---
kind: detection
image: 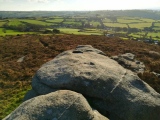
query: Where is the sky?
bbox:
[0,0,160,11]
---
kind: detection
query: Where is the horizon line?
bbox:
[0,9,160,12]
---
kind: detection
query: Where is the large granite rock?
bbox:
[4,90,108,120]
[27,45,160,120]
[23,89,38,101]
[6,45,160,120]
[111,53,145,73]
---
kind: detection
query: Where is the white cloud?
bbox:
[0,0,13,2]
[0,0,160,11]
[28,0,50,3]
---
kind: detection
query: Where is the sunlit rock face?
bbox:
[4,90,109,120]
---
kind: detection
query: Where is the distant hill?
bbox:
[94,10,160,20]
[0,10,160,19]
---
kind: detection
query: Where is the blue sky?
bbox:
[0,0,160,11]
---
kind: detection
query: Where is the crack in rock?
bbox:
[110,70,127,93]
[57,96,80,120]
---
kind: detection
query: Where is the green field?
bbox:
[118,17,156,23]
[117,18,143,23]
[128,23,152,29]
[153,27,160,30]
[102,18,112,23]
[104,23,127,27]
[154,22,160,27]
[147,32,160,39]
[81,19,88,22]
[129,32,160,40]
[49,16,63,19]
[0,28,35,36]
[129,33,144,38]
[0,21,6,27]
[8,19,24,26]
[20,19,52,26]
[65,19,75,22]
[63,21,82,26]
[0,16,160,38]
[90,21,101,27]
[102,17,156,29]
[46,18,63,23]
[59,28,102,35]
[140,18,156,22]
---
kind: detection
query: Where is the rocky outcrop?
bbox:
[111,53,145,73]
[149,51,160,58]
[4,90,108,120]
[4,45,160,120]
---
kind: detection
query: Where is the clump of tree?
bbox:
[53,29,60,34]
[43,29,53,34]
[43,29,60,34]
[2,20,50,32]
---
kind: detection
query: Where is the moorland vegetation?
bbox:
[0,34,160,119]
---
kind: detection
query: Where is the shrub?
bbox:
[53,29,60,34]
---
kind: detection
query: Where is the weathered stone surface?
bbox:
[72,45,106,56]
[120,53,135,61]
[31,75,58,95]
[29,45,160,120]
[88,77,160,120]
[35,46,126,98]
[111,53,145,73]
[3,90,108,120]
